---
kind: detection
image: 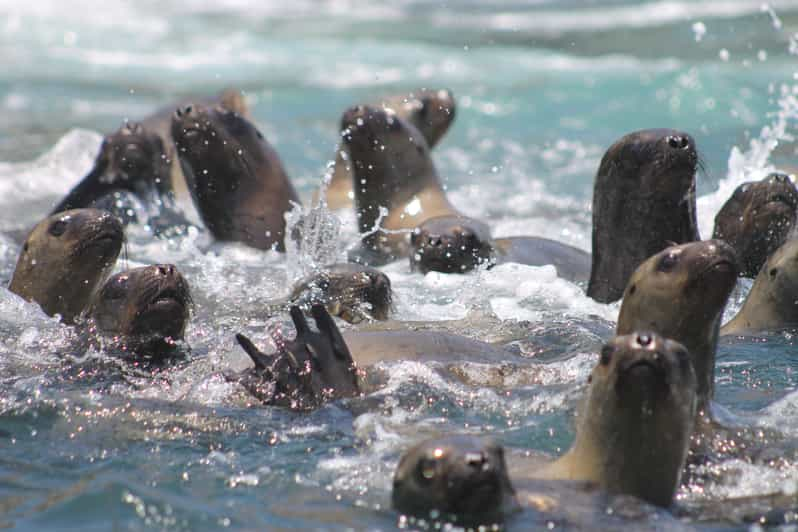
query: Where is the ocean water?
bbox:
[1,0,798,530]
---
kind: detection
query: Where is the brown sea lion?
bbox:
[8,209,123,324]
[87,264,192,357]
[171,103,299,251]
[321,88,456,210]
[410,214,591,282]
[342,105,460,265]
[392,332,697,526]
[588,129,701,303]
[616,240,738,411]
[721,239,798,335]
[712,172,798,278]
[265,263,392,323]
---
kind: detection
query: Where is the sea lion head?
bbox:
[171,103,291,249]
[232,305,361,410]
[588,128,700,303]
[383,88,456,147]
[713,172,798,277]
[617,240,737,406]
[89,264,192,354]
[392,435,518,526]
[340,105,435,233]
[579,332,697,507]
[9,209,124,324]
[728,239,798,333]
[53,122,171,214]
[410,215,494,274]
[291,264,393,323]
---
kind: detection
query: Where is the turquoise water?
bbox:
[2,1,798,530]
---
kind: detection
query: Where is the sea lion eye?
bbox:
[657,252,679,272]
[770,268,779,278]
[417,457,438,483]
[255,129,264,140]
[48,220,68,237]
[734,183,752,198]
[599,346,613,366]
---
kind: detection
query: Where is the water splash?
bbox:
[283,200,346,282]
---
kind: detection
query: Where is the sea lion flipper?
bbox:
[235,333,275,371]
[289,306,311,335]
[310,304,353,362]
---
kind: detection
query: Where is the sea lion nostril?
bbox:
[667,135,689,149]
[772,172,790,183]
[465,451,487,468]
[637,334,652,347]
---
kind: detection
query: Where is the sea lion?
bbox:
[8,209,124,324]
[721,239,798,335]
[87,264,192,358]
[54,89,248,217]
[322,88,456,210]
[588,129,701,303]
[265,263,392,323]
[712,172,798,278]
[52,121,172,215]
[410,214,591,282]
[171,103,299,251]
[616,240,738,411]
[231,306,520,409]
[535,332,696,507]
[342,105,460,265]
[392,332,697,526]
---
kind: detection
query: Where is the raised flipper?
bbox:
[230,305,361,410]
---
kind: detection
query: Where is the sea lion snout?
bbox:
[666,134,690,150]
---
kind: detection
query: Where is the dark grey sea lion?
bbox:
[322,88,456,210]
[171,103,299,251]
[588,129,701,303]
[54,90,247,219]
[342,105,460,264]
[392,332,697,526]
[8,209,123,324]
[52,121,172,215]
[616,240,737,411]
[721,239,798,335]
[712,172,798,278]
[87,264,192,358]
[410,214,591,282]
[266,263,392,323]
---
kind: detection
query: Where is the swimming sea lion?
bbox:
[52,121,172,215]
[9,209,124,324]
[410,214,591,282]
[721,239,798,335]
[87,264,192,358]
[322,88,456,210]
[171,103,299,251]
[342,105,460,264]
[393,332,697,526]
[409,215,494,273]
[616,240,738,410]
[712,172,798,278]
[535,332,696,507]
[588,129,701,303]
[265,263,392,323]
[54,89,248,217]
